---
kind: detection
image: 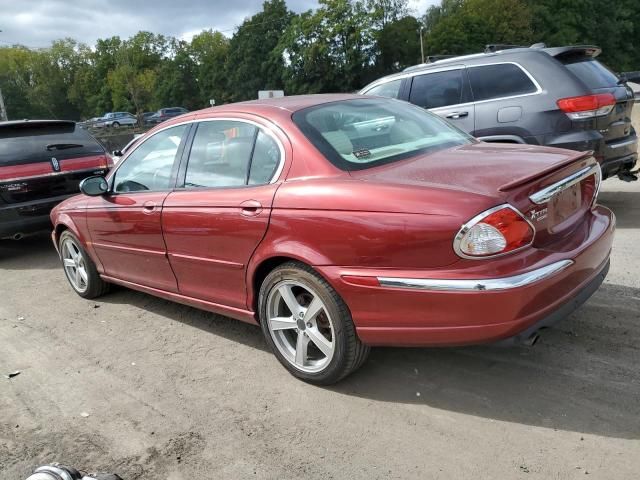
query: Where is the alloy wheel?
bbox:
[266,280,335,373]
[61,237,89,293]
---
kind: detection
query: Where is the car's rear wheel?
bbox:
[59,231,109,299]
[259,262,369,384]
[112,121,120,128]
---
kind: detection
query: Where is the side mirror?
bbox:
[79,176,109,196]
[112,150,123,157]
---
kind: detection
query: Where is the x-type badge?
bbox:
[529,207,548,222]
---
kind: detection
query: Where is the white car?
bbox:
[97,112,137,128]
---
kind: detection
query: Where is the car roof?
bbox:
[198,94,363,116]
[363,45,602,87]
[0,120,76,129]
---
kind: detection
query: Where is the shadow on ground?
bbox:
[98,280,640,439]
[0,233,59,269]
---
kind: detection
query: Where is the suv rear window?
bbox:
[562,58,619,89]
[292,98,473,171]
[468,63,538,101]
[0,123,104,166]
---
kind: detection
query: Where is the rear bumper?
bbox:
[317,206,614,347]
[541,130,637,179]
[0,194,74,238]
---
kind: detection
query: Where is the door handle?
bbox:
[142,201,156,214]
[445,111,469,119]
[240,200,263,216]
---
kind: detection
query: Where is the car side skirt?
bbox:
[100,274,258,325]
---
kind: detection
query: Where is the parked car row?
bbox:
[78,107,190,129]
[360,44,639,181]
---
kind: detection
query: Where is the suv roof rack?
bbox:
[484,44,526,53]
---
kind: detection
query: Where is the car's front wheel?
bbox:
[59,231,109,299]
[111,121,120,128]
[259,262,370,385]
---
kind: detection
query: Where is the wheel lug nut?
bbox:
[306,322,312,328]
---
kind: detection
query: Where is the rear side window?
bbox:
[409,69,467,109]
[468,64,538,101]
[0,123,104,166]
[248,131,281,185]
[562,58,619,89]
[365,79,402,99]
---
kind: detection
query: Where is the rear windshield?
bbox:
[562,58,619,89]
[0,123,104,166]
[292,98,473,171]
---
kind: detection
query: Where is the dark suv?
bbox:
[0,120,111,239]
[148,107,189,125]
[360,45,638,180]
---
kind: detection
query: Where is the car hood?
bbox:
[349,142,591,198]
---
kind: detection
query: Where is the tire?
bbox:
[112,121,120,128]
[59,231,109,299]
[259,261,370,385]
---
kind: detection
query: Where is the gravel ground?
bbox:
[1,178,639,480]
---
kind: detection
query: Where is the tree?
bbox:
[425,0,533,56]
[376,15,422,73]
[189,30,230,107]
[278,0,376,94]
[226,0,294,101]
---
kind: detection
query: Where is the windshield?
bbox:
[562,58,620,89]
[292,98,473,170]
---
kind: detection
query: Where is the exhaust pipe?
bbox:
[12,233,24,241]
[522,332,540,347]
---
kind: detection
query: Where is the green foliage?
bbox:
[0,0,637,121]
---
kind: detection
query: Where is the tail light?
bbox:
[454,205,534,259]
[557,93,616,120]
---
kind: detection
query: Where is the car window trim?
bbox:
[407,67,472,109]
[363,61,542,109]
[106,122,193,195]
[174,117,286,191]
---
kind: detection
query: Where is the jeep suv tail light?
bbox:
[454,205,534,259]
[557,93,616,120]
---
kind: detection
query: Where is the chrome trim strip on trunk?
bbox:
[0,167,107,184]
[529,164,599,205]
[377,260,573,292]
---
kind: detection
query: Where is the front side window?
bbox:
[293,98,473,171]
[112,124,187,192]
[364,79,402,99]
[409,69,466,109]
[468,63,538,101]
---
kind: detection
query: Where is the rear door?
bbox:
[407,67,476,133]
[0,121,110,206]
[162,118,285,310]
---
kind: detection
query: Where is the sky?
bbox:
[0,0,436,49]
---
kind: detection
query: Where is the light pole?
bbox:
[419,26,425,64]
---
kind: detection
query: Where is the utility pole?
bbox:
[419,26,425,64]
[0,88,7,121]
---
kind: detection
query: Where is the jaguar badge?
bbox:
[51,157,60,172]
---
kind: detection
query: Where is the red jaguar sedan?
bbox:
[51,94,614,384]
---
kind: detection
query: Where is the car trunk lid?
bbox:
[350,142,600,246]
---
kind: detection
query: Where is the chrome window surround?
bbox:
[453,204,535,260]
[107,117,286,188]
[377,259,573,292]
[361,62,543,108]
[529,163,601,205]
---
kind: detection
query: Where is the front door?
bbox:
[86,124,190,291]
[162,119,285,309]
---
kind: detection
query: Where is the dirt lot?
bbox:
[1,178,639,480]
